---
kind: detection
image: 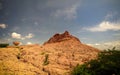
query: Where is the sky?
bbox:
[0,0,120,50]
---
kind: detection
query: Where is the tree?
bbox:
[0,43,9,48]
[71,47,120,75]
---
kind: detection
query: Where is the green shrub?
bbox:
[17,53,21,59]
[41,52,45,55]
[0,43,9,48]
[43,54,49,65]
[71,47,120,75]
[71,64,92,75]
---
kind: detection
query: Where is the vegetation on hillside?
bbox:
[0,43,9,48]
[43,54,49,65]
[71,47,120,75]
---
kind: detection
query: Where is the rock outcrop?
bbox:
[44,31,81,45]
[41,31,100,75]
[13,41,20,46]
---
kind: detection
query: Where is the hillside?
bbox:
[0,31,100,75]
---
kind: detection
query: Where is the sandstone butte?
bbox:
[0,31,100,75]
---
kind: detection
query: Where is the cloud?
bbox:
[25,33,34,39]
[87,41,120,50]
[0,24,7,29]
[104,12,117,21]
[45,0,80,20]
[27,42,32,45]
[95,43,100,46]
[53,3,80,20]
[85,21,120,32]
[12,32,22,39]
[11,32,34,40]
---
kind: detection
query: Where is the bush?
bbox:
[17,53,21,59]
[43,54,49,65]
[71,47,120,75]
[0,43,9,48]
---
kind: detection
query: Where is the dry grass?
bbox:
[0,40,99,75]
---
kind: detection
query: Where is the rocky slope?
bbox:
[0,31,100,75]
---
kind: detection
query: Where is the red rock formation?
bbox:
[44,31,81,45]
[13,41,20,46]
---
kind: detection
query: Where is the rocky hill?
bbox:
[0,31,100,75]
[44,31,81,44]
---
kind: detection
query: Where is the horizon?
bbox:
[0,0,120,50]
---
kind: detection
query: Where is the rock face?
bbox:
[0,31,100,75]
[44,31,81,45]
[13,41,20,46]
[41,31,100,75]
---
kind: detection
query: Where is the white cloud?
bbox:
[87,41,120,50]
[25,33,34,39]
[0,24,7,29]
[85,21,120,32]
[12,32,22,39]
[95,43,100,46]
[86,44,93,46]
[27,42,32,45]
[11,32,34,40]
[53,4,80,20]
